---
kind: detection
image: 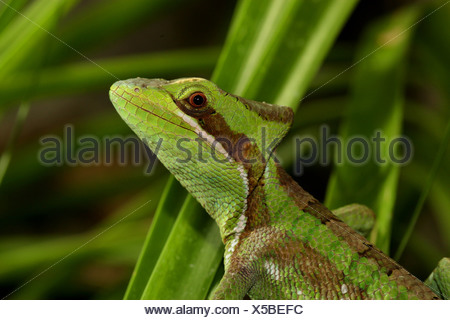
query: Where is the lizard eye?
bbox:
[188,92,207,108]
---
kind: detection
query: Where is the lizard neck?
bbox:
[222,157,317,268]
[211,145,268,245]
[221,157,288,266]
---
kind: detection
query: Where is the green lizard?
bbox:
[109,77,448,300]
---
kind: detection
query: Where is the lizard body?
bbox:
[109,77,445,300]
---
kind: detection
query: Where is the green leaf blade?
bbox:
[325,6,421,252]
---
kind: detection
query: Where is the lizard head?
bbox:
[109,77,293,239]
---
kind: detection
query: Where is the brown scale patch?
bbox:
[238,228,368,299]
[275,164,439,299]
[290,240,368,299]
[244,178,271,231]
[200,113,255,165]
